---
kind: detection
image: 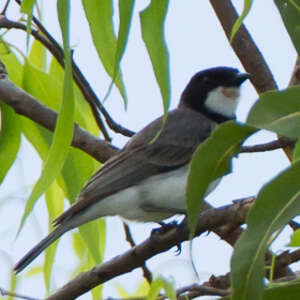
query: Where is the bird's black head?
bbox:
[179,67,250,123]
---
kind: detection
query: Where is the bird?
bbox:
[14,66,249,273]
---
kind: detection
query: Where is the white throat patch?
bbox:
[204,86,240,118]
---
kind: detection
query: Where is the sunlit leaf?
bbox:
[21,0,36,14]
[43,180,64,295]
[28,40,47,71]
[289,228,300,246]
[20,0,36,50]
[140,0,170,121]
[103,0,135,104]
[0,103,21,184]
[186,121,255,237]
[231,160,300,300]
[79,219,105,265]
[82,0,128,106]
[17,0,74,234]
[230,0,254,42]
[0,41,23,86]
[146,277,176,300]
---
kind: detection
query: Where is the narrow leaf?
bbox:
[21,0,36,14]
[44,180,64,294]
[28,40,47,71]
[21,0,36,50]
[0,103,21,184]
[140,0,170,120]
[0,41,23,86]
[275,0,300,55]
[104,0,135,104]
[262,281,300,300]
[231,161,300,300]
[230,0,254,42]
[186,121,255,237]
[146,277,176,300]
[82,0,128,106]
[79,220,105,265]
[17,0,74,234]
[288,229,300,246]
[247,87,300,139]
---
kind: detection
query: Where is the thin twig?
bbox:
[1,0,10,14]
[19,0,135,138]
[240,139,295,153]
[0,287,41,300]
[177,283,230,299]
[2,10,134,139]
[123,222,153,284]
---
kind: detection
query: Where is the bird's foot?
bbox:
[151,221,182,254]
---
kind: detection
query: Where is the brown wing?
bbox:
[54,108,214,225]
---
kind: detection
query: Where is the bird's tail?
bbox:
[14,224,68,273]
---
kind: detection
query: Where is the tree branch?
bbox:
[0,60,118,163]
[209,0,278,94]
[46,198,253,300]
[0,13,135,138]
[177,283,230,299]
[240,139,295,153]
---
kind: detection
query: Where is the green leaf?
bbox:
[247,87,300,139]
[140,0,170,121]
[231,160,300,300]
[115,0,135,76]
[8,271,18,300]
[21,0,36,14]
[0,41,23,86]
[146,277,176,300]
[22,62,62,111]
[48,57,100,135]
[230,0,254,42]
[186,121,255,237]
[21,0,36,50]
[0,103,21,184]
[17,0,75,234]
[293,139,300,162]
[44,180,64,295]
[72,232,86,260]
[275,0,300,55]
[79,219,105,267]
[71,222,105,300]
[103,0,135,103]
[28,40,47,71]
[262,281,300,300]
[116,280,149,298]
[82,0,128,106]
[61,148,99,202]
[289,228,300,246]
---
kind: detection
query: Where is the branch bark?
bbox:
[209,0,278,94]
[47,198,253,300]
[0,60,118,163]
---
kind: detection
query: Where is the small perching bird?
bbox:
[14,66,249,273]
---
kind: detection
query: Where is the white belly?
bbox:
[71,165,220,225]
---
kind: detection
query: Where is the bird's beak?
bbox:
[232,72,251,86]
